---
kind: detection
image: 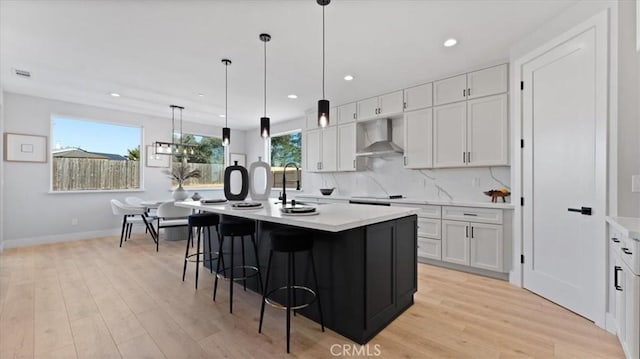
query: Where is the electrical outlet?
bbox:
[632,175,640,193]
[71,218,78,226]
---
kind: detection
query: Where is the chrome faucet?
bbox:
[280,162,300,207]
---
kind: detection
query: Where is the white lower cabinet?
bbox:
[442,220,469,265]
[418,237,441,261]
[469,222,503,272]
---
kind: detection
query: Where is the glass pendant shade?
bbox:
[222,127,230,146]
[318,99,330,127]
[260,117,270,138]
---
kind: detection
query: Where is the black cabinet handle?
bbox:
[463,89,466,97]
[614,266,623,291]
[612,237,620,243]
[465,226,469,238]
[567,207,592,215]
[471,226,474,238]
[463,152,466,163]
[467,88,471,96]
[463,213,478,217]
[622,248,632,255]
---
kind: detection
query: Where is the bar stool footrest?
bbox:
[185,251,219,263]
[216,265,260,281]
[264,285,317,310]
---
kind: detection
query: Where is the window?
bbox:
[51,117,142,191]
[270,131,302,189]
[172,133,225,189]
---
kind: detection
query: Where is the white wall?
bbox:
[0,88,4,252]
[2,92,244,248]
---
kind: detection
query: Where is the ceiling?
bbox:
[0,0,577,130]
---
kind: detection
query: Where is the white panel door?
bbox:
[338,102,357,124]
[466,94,508,166]
[337,123,356,171]
[466,64,508,99]
[522,15,607,321]
[320,126,337,172]
[305,129,322,172]
[433,102,466,168]
[434,74,466,106]
[357,97,379,121]
[442,220,469,266]
[469,223,503,272]
[404,108,433,169]
[404,82,433,111]
[379,90,404,116]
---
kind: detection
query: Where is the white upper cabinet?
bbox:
[337,123,357,171]
[467,64,508,99]
[320,126,337,172]
[403,108,433,169]
[404,82,433,111]
[378,90,404,117]
[434,74,467,106]
[305,109,317,130]
[357,96,379,121]
[466,94,508,166]
[305,129,322,172]
[329,107,338,127]
[338,102,357,124]
[357,90,404,121]
[433,102,467,168]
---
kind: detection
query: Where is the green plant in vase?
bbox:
[167,159,201,201]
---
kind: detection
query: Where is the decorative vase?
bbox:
[248,156,273,201]
[224,161,249,201]
[191,192,202,201]
[172,185,189,201]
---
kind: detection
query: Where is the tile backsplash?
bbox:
[303,156,511,203]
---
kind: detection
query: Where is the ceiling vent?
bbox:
[14,68,31,78]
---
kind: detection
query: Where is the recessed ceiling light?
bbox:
[197,93,205,97]
[109,92,120,97]
[219,114,226,118]
[343,75,354,81]
[287,94,298,99]
[443,38,458,47]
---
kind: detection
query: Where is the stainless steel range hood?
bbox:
[356,118,403,157]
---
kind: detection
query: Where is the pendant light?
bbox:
[221,59,231,146]
[317,0,330,128]
[259,33,271,138]
[154,105,194,155]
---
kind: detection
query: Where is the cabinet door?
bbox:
[306,129,322,172]
[365,221,396,330]
[337,123,357,171]
[433,102,466,168]
[338,102,357,124]
[404,108,433,169]
[467,94,508,166]
[306,109,318,130]
[623,264,639,359]
[434,74,466,106]
[469,223,503,272]
[329,106,338,127]
[357,97,379,121]
[320,126,337,172]
[467,64,508,99]
[417,217,440,239]
[379,90,404,116]
[442,220,469,265]
[616,260,626,339]
[404,83,433,111]
[608,240,619,318]
[418,237,441,260]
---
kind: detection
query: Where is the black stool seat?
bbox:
[188,212,220,227]
[259,229,324,353]
[219,220,255,236]
[270,230,313,252]
[182,212,221,290]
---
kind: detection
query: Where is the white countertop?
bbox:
[606,216,640,239]
[295,194,515,210]
[175,199,419,233]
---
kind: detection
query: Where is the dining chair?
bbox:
[110,199,158,249]
[155,202,191,252]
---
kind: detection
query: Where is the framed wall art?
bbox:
[4,133,48,163]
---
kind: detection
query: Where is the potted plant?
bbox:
[167,159,202,201]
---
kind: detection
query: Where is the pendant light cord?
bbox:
[322,5,325,99]
[225,62,228,127]
[264,40,267,117]
[179,107,183,146]
[171,106,175,145]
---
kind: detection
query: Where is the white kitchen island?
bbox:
[176,199,419,344]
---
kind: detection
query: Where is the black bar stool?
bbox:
[213,218,263,313]
[258,229,325,353]
[182,213,221,290]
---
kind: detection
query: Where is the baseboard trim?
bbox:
[418,257,509,281]
[3,228,122,249]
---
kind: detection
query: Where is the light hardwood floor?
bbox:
[0,234,624,358]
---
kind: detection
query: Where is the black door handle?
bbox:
[568,207,592,215]
[611,237,620,243]
[614,266,623,291]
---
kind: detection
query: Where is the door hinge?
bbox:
[520,197,524,206]
[520,255,525,264]
[520,81,524,90]
[520,139,524,148]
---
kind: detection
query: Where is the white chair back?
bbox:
[157,202,191,219]
[125,196,144,207]
[111,199,145,216]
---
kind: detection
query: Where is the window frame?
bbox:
[49,114,144,193]
[269,129,303,190]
